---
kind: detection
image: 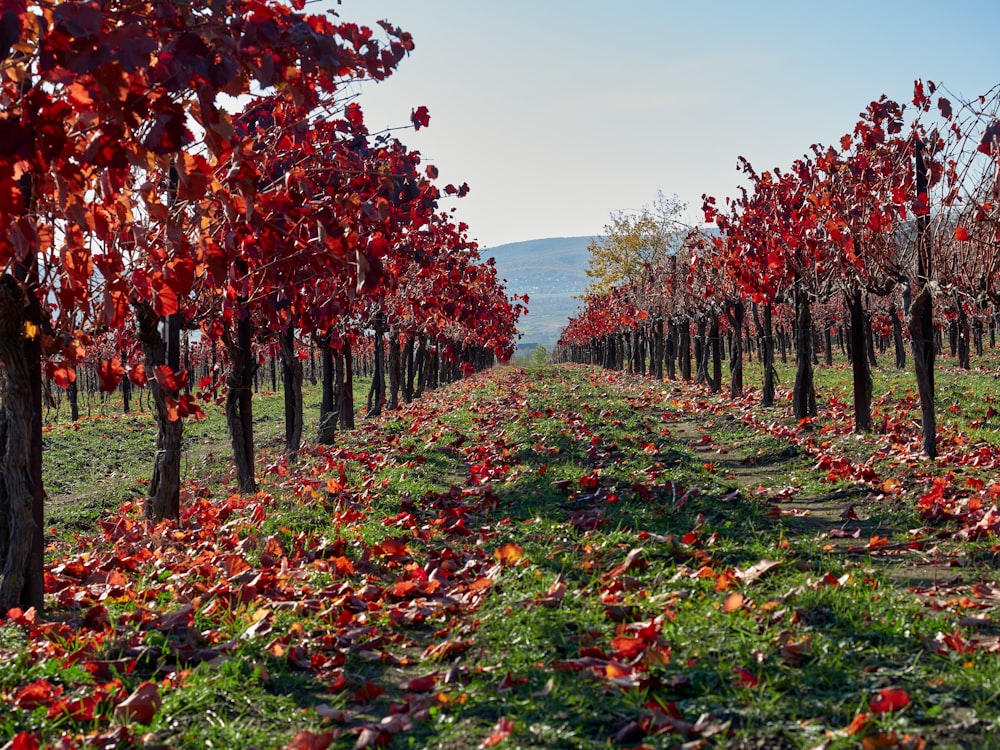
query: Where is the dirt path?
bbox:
[664,416,959,591]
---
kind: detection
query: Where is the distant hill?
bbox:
[485,236,594,348]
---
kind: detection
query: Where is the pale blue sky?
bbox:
[335,0,998,249]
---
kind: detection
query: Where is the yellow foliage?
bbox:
[584,192,689,295]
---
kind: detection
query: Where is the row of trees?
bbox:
[558,80,1000,456]
[0,2,523,610]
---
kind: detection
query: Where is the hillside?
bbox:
[485,236,594,348]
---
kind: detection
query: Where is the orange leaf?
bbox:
[723,592,745,612]
[610,635,646,660]
[391,580,418,598]
[862,734,922,750]
[845,712,870,735]
[494,542,525,565]
[467,576,493,592]
[480,717,514,748]
[881,477,901,494]
[331,556,355,575]
[604,661,632,678]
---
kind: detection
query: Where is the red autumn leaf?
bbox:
[405,673,437,692]
[870,687,910,714]
[480,717,515,748]
[608,547,647,578]
[113,681,161,725]
[48,694,99,721]
[14,679,62,711]
[377,538,409,558]
[732,665,759,687]
[410,105,430,130]
[128,362,148,387]
[8,733,40,750]
[152,277,179,317]
[497,672,527,692]
[978,120,1000,155]
[329,672,349,692]
[937,96,952,119]
[144,108,193,154]
[330,556,355,576]
[345,102,365,131]
[97,358,126,392]
[165,256,196,297]
[103,288,129,329]
[154,365,186,392]
[47,362,76,389]
[352,680,385,703]
[536,577,566,608]
[285,730,335,750]
[955,226,970,241]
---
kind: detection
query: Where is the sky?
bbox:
[332,0,1000,251]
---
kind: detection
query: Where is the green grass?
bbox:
[42,374,373,540]
[7,360,1000,748]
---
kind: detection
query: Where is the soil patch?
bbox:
[664,417,957,590]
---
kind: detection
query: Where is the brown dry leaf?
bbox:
[537,577,567,608]
[422,639,474,662]
[735,559,782,585]
[113,682,161,725]
[243,609,274,639]
[609,548,647,578]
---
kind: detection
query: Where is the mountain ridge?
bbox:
[484,236,595,349]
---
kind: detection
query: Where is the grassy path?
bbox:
[4,365,1000,749]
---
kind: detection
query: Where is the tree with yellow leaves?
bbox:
[584,193,689,379]
[584,192,688,295]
